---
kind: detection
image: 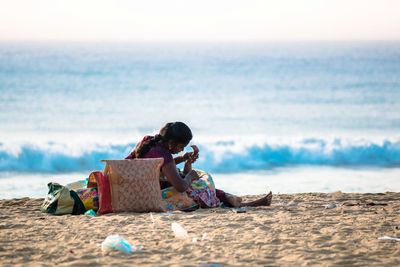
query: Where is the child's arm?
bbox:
[174,153,190,165]
[174,145,199,165]
[183,159,192,175]
[183,145,199,175]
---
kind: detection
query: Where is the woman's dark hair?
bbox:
[135,122,192,158]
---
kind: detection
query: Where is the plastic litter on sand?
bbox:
[378,236,400,241]
[202,233,210,241]
[101,235,143,254]
[150,213,155,223]
[171,222,189,239]
[232,207,247,213]
[84,209,97,217]
[324,203,338,209]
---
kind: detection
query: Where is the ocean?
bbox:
[1,41,399,198]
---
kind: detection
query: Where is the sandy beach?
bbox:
[1,192,399,266]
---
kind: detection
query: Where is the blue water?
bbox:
[1,41,399,197]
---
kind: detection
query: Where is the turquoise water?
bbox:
[0,41,399,197]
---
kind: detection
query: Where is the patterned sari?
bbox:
[161,169,220,211]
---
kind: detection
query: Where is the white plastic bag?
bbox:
[171,222,189,239]
[101,234,139,254]
[378,236,400,241]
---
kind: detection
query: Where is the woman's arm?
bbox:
[174,154,188,165]
[162,162,198,192]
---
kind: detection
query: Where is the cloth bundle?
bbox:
[41,158,165,215]
[40,182,87,215]
[41,158,220,215]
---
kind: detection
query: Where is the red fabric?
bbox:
[125,136,152,159]
[95,172,113,215]
[125,135,173,168]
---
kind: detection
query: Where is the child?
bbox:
[126,121,272,210]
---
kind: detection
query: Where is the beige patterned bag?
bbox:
[102,158,164,212]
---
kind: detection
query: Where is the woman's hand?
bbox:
[182,145,199,175]
[184,145,199,163]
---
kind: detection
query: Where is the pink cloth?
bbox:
[125,136,173,168]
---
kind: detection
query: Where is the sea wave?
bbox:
[0,138,399,173]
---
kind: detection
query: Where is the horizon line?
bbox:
[1,38,400,44]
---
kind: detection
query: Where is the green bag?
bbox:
[41,182,86,215]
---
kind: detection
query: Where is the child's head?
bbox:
[135,122,193,158]
[158,122,192,153]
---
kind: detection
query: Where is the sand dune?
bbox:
[1,192,400,266]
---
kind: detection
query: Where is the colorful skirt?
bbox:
[161,169,220,211]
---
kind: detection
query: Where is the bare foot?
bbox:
[241,191,272,207]
[265,191,272,206]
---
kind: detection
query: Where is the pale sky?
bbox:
[1,0,400,42]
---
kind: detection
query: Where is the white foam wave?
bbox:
[0,137,399,173]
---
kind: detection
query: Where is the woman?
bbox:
[126,122,272,211]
